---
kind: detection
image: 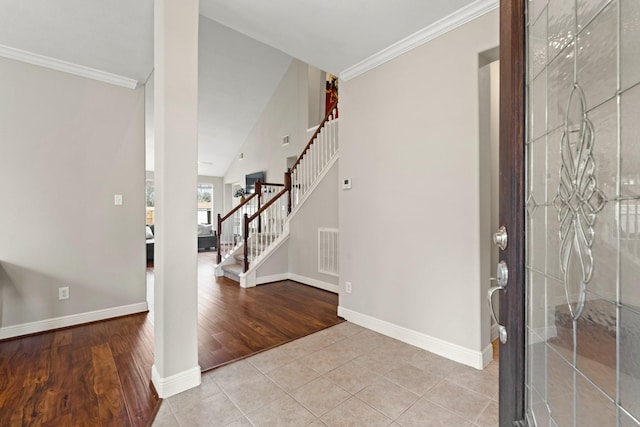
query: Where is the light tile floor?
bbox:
[153,322,499,427]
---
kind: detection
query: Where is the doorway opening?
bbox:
[479,46,500,363]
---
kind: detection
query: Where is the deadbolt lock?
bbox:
[493,225,508,251]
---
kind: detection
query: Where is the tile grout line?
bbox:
[165,322,499,426]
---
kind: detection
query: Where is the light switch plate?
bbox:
[114,194,123,205]
[342,178,352,190]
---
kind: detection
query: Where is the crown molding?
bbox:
[0,44,139,89]
[339,0,499,81]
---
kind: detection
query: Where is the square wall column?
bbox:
[151,0,200,398]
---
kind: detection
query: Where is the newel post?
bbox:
[243,213,249,272]
[256,180,262,233]
[216,213,222,263]
[285,170,292,214]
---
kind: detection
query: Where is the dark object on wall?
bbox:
[245,171,265,194]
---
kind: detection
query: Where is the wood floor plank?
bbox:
[41,345,73,423]
[113,353,157,427]
[91,343,130,426]
[19,341,53,425]
[52,330,73,347]
[71,343,101,427]
[0,339,38,426]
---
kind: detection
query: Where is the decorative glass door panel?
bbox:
[525,0,640,425]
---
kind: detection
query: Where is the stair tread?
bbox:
[221,263,243,274]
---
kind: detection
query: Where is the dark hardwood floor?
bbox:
[0,251,342,426]
[191,251,344,370]
[0,313,158,427]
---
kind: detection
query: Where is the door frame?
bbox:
[498,1,526,425]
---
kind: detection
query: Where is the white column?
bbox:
[152,0,201,398]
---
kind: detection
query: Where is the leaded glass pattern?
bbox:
[525,0,640,425]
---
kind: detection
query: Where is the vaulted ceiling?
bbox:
[0,0,483,176]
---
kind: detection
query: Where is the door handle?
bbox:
[488,260,508,344]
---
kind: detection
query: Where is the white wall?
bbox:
[288,161,339,289]
[256,240,289,281]
[307,65,326,128]
[338,10,499,367]
[0,57,146,336]
[224,59,312,189]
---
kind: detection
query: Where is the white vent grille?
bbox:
[318,228,339,276]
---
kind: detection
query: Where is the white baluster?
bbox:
[304,158,308,195]
[627,201,640,257]
[313,141,318,180]
[313,141,317,181]
[310,144,314,184]
[333,118,337,155]
[308,151,311,191]
[322,124,327,168]
[326,119,330,164]
[318,128,322,171]
[308,147,312,186]
[320,130,324,170]
[328,119,331,155]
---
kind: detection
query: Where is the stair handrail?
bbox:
[257,182,284,188]
[288,102,339,212]
[247,186,288,224]
[290,102,338,173]
[242,179,290,272]
[217,192,259,263]
[218,192,258,223]
[257,182,284,205]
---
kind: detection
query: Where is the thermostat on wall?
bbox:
[342,178,352,190]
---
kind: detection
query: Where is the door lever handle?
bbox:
[488,284,507,344]
[487,260,509,344]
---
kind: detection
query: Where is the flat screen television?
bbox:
[245,171,265,194]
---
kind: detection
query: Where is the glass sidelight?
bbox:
[525,0,640,425]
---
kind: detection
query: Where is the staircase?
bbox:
[216,103,339,287]
[220,232,278,281]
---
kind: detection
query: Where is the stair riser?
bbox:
[223,271,240,282]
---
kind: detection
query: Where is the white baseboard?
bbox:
[338,306,486,369]
[288,273,339,293]
[253,271,339,293]
[256,273,290,285]
[239,270,255,288]
[481,342,494,367]
[152,364,201,398]
[0,302,148,340]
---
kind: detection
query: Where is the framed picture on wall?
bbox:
[245,171,265,194]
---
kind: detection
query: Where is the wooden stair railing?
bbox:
[288,102,339,212]
[217,180,285,264]
[217,191,258,264]
[216,101,339,274]
[242,175,290,272]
